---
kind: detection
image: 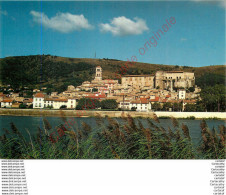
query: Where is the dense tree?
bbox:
[19,104,26,109]
[151,102,162,111]
[172,102,182,111]
[184,104,196,112]
[100,99,118,109]
[76,98,100,110]
[162,102,172,111]
[200,84,225,112]
[0,55,93,91]
[196,73,225,88]
[131,107,136,111]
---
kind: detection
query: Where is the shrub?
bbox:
[60,105,67,109]
[100,99,118,109]
[131,107,136,111]
[19,104,26,109]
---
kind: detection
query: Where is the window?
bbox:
[39,103,41,107]
[35,103,37,107]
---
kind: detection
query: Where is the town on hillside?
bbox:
[0,66,201,112]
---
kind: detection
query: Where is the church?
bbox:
[75,66,118,94]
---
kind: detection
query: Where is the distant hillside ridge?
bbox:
[0,55,225,92]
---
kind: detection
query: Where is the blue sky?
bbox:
[0,1,225,67]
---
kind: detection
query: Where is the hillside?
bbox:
[0,55,225,93]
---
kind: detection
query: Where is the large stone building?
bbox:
[121,75,155,88]
[155,71,195,91]
[121,71,195,91]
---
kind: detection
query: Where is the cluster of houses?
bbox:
[0,66,200,112]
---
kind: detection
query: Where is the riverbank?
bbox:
[0,109,225,119]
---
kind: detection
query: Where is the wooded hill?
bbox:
[0,55,225,93]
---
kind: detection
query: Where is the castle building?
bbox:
[121,71,195,91]
[155,71,195,91]
[121,75,155,88]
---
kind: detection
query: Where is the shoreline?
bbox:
[0,109,225,119]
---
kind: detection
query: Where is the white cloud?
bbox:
[30,11,93,33]
[0,9,8,16]
[99,16,149,36]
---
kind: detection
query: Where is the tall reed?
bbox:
[0,115,225,159]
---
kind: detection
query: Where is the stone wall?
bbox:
[0,109,225,119]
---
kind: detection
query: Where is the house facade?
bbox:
[130,98,151,112]
[1,99,13,108]
[33,93,77,109]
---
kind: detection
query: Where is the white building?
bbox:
[130,98,151,112]
[52,99,68,109]
[1,99,13,108]
[33,93,77,109]
[178,89,186,100]
[119,100,131,110]
[67,99,77,109]
[33,93,45,108]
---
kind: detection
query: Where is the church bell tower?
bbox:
[95,66,102,81]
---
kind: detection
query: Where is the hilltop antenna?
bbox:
[95,51,96,59]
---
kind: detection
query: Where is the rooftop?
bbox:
[34,93,45,98]
[122,75,154,77]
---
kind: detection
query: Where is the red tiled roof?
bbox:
[150,97,159,102]
[140,98,148,104]
[44,98,56,101]
[34,93,44,98]
[87,94,106,99]
[23,98,33,103]
[131,98,148,104]
[166,95,171,98]
[2,99,13,103]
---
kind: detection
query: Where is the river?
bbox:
[0,116,225,145]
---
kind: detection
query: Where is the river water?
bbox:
[0,116,225,144]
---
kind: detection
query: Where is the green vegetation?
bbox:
[196,73,225,88]
[152,102,162,111]
[199,84,225,112]
[184,104,196,112]
[0,55,93,93]
[186,116,196,120]
[0,114,225,159]
[76,98,100,110]
[19,104,26,109]
[100,99,118,110]
[131,107,137,111]
[152,102,183,112]
[0,55,225,93]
